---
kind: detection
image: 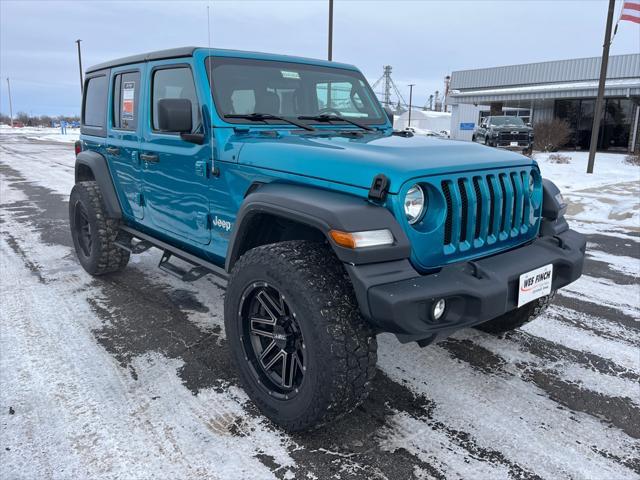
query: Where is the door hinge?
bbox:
[195,160,208,178]
[197,212,211,230]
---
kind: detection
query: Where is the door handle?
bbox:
[106,147,120,155]
[140,153,159,163]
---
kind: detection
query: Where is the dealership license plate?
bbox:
[510,141,519,147]
[518,264,553,308]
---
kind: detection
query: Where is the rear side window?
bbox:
[112,71,140,130]
[151,67,200,132]
[82,75,108,130]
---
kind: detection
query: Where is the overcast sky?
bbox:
[0,0,638,116]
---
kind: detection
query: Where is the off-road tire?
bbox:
[69,181,129,275]
[475,291,555,334]
[224,240,377,431]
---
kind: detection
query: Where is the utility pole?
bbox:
[327,0,333,61]
[407,84,415,127]
[6,78,14,127]
[587,0,615,174]
[76,39,83,96]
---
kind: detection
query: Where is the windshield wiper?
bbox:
[297,114,374,131]
[224,113,316,131]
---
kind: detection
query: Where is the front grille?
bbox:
[441,169,534,254]
[498,132,529,142]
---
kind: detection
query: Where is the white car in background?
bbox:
[404,126,448,138]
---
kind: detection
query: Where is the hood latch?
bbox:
[368,174,390,202]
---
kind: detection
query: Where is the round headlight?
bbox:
[404,184,425,224]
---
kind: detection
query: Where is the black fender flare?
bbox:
[225,183,410,272]
[75,150,122,218]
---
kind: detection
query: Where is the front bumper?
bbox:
[496,140,532,150]
[346,229,586,344]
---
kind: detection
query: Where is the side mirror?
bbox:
[383,107,395,125]
[157,98,192,133]
[526,122,532,127]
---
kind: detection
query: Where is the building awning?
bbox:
[448,78,640,104]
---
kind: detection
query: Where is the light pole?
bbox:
[76,39,83,96]
[6,78,14,127]
[327,0,334,61]
[587,0,615,174]
[407,84,415,127]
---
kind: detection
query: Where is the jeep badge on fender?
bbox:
[70,47,586,431]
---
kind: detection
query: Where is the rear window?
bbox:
[82,75,108,128]
[112,71,140,130]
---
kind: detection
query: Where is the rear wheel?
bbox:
[69,181,129,275]
[224,240,377,431]
[475,291,555,334]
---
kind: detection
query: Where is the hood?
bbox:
[236,132,534,193]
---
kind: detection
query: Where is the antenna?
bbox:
[206,3,219,176]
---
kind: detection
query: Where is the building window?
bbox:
[555,98,636,151]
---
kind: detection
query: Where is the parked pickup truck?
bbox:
[473,115,534,153]
[70,47,585,431]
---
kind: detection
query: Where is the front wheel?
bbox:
[224,241,377,431]
[475,291,555,334]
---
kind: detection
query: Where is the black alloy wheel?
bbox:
[239,282,305,398]
[73,200,93,258]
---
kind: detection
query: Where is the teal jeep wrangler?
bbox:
[70,47,586,431]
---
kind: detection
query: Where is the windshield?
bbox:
[489,116,525,127]
[206,57,386,126]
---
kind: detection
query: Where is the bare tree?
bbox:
[533,119,572,152]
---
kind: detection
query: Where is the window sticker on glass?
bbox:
[122,81,135,120]
[280,70,300,79]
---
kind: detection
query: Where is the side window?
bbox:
[151,67,201,132]
[112,71,140,130]
[82,75,108,128]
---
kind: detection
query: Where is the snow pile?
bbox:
[535,151,640,230]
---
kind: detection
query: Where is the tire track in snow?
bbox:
[377,335,640,479]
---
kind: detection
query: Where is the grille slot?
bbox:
[442,181,453,245]
[458,178,469,243]
[499,174,508,232]
[487,176,496,236]
[440,169,534,255]
[473,177,483,239]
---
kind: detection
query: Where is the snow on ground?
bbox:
[535,151,640,230]
[0,125,80,144]
[1,129,639,479]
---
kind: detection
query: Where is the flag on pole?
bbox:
[620,1,640,23]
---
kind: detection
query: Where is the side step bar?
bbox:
[116,225,228,285]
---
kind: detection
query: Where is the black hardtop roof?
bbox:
[86,47,197,74]
[85,46,355,74]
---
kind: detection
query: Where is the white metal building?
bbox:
[447,54,640,153]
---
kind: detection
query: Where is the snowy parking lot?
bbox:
[1,127,639,479]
